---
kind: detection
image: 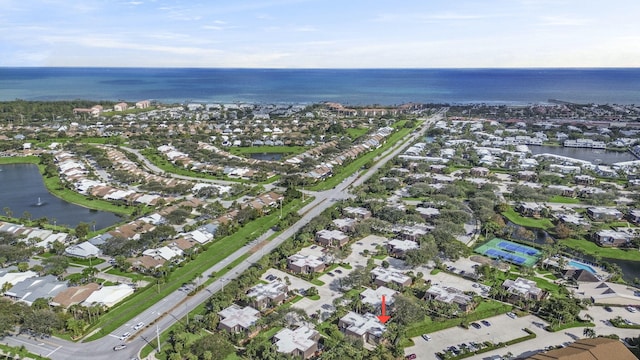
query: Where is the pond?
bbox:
[249,152,284,161]
[0,163,122,229]
[529,145,636,165]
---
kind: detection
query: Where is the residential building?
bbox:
[628,209,640,225]
[516,202,546,218]
[315,229,349,247]
[246,280,288,310]
[360,286,398,308]
[470,167,490,177]
[593,229,631,247]
[386,239,419,258]
[586,207,624,222]
[114,102,128,111]
[502,277,546,302]
[218,304,260,334]
[370,267,412,288]
[4,275,68,306]
[415,207,440,220]
[273,326,320,359]
[424,285,475,313]
[343,206,372,219]
[65,241,101,258]
[338,311,386,345]
[574,175,596,185]
[332,218,357,233]
[525,337,635,360]
[287,254,326,274]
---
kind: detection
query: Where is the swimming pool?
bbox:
[568,260,597,274]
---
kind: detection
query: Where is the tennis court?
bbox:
[474,238,541,267]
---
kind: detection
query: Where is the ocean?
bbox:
[1,67,639,105]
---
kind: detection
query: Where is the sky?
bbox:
[1,0,640,68]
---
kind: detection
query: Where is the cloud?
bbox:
[539,15,589,26]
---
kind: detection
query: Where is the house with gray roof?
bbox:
[65,241,101,258]
[4,275,68,306]
[338,311,386,345]
[273,326,320,359]
[218,304,260,334]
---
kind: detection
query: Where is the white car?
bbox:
[133,322,144,330]
[626,306,637,313]
[119,332,131,341]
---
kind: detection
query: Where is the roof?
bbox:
[246,281,287,302]
[82,284,134,307]
[218,304,260,330]
[288,254,325,268]
[65,241,101,258]
[426,285,473,306]
[51,283,100,308]
[503,277,543,297]
[0,269,38,287]
[360,286,398,306]
[273,326,318,354]
[340,311,386,337]
[4,275,68,306]
[526,337,636,360]
[370,266,411,285]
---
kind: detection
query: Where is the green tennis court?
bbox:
[474,238,541,267]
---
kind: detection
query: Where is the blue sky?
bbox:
[1,0,639,68]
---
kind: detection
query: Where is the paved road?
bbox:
[1,114,441,359]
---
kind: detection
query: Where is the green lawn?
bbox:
[0,155,41,165]
[85,199,305,341]
[346,127,369,140]
[67,257,105,266]
[548,195,581,204]
[561,238,640,261]
[142,149,246,183]
[0,343,50,360]
[502,208,554,230]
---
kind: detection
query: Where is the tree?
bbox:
[75,222,90,239]
[554,223,572,239]
[583,327,596,338]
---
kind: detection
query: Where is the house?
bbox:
[82,283,134,307]
[586,207,624,222]
[135,100,151,109]
[424,285,475,313]
[246,280,288,310]
[502,277,545,302]
[4,275,68,306]
[628,209,640,225]
[516,202,546,218]
[525,337,636,360]
[273,326,320,359]
[593,229,631,247]
[287,254,326,274]
[360,286,398,309]
[517,170,537,181]
[343,206,372,219]
[370,267,412,288]
[51,283,100,308]
[574,174,596,185]
[394,224,431,241]
[556,213,591,230]
[218,304,260,334]
[386,239,419,258]
[332,218,357,233]
[415,207,440,220]
[114,102,128,111]
[315,229,349,247]
[65,241,101,258]
[338,311,386,345]
[547,185,576,198]
[470,167,490,177]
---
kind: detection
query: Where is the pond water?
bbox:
[0,163,122,229]
[249,152,283,161]
[529,145,636,165]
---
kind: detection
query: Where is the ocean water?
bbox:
[1,68,639,105]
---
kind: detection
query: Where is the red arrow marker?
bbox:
[377,295,391,324]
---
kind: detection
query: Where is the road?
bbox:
[1,113,442,360]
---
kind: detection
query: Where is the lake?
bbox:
[0,163,122,229]
[249,153,283,161]
[529,145,636,165]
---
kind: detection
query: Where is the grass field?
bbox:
[561,238,640,261]
[502,208,554,230]
[346,127,369,140]
[548,195,581,204]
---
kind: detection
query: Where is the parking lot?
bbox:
[404,314,540,360]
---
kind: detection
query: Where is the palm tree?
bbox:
[583,327,596,338]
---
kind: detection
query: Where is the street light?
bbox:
[220,278,228,292]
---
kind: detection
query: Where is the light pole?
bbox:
[221,278,228,292]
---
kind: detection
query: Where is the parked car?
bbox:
[471,322,481,329]
[327,272,335,277]
[481,320,491,327]
[335,269,343,274]
[266,274,277,281]
[604,306,613,312]
[113,344,127,351]
[421,334,432,341]
[626,306,637,313]
[507,312,517,319]
[405,354,417,360]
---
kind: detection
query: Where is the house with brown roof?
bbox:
[51,283,100,308]
[525,337,635,360]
